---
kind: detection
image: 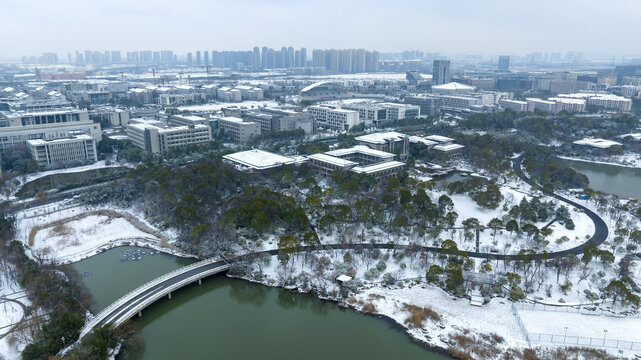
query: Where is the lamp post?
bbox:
[564,326,568,342]
[603,329,608,346]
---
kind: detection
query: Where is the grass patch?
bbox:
[402,304,441,328]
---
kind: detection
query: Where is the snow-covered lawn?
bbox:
[0,271,30,360]
[31,214,154,262]
[356,285,526,349]
[15,201,187,263]
[518,309,641,343]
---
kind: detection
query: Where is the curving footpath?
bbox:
[69,156,609,349]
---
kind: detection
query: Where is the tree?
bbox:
[277,235,299,266]
[630,229,641,245]
[445,263,464,293]
[438,194,454,214]
[505,219,519,238]
[487,218,503,241]
[521,223,539,241]
[426,264,444,283]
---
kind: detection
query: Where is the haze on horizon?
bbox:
[1,0,640,59]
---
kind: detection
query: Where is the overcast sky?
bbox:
[1,0,640,59]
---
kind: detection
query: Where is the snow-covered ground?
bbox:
[559,154,641,169]
[31,214,154,262]
[15,201,188,263]
[1,160,130,201]
[517,309,640,342]
[0,270,30,360]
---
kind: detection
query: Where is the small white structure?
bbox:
[573,138,622,149]
[336,275,353,283]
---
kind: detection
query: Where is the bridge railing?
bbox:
[80,256,220,336]
[111,263,230,328]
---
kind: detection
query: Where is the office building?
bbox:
[217,116,261,144]
[307,106,360,130]
[127,119,212,154]
[498,99,528,112]
[26,133,97,166]
[0,109,101,149]
[498,56,510,72]
[432,60,451,85]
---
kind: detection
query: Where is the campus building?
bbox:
[0,109,101,150]
[217,116,261,144]
[26,133,98,166]
[307,105,360,130]
[127,119,212,154]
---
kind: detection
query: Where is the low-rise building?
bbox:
[217,116,261,144]
[0,109,101,149]
[171,114,208,126]
[355,131,410,160]
[223,149,298,171]
[307,105,360,130]
[26,133,97,166]
[127,119,212,154]
[380,103,420,120]
[498,99,528,112]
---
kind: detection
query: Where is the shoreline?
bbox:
[558,155,641,169]
[228,272,455,359]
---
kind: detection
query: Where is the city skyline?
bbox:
[2,0,641,59]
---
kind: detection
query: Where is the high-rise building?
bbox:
[196,51,202,66]
[252,47,260,68]
[432,60,451,85]
[153,51,161,63]
[204,51,209,65]
[161,50,173,65]
[111,51,121,63]
[300,48,307,67]
[498,56,510,72]
[187,52,193,66]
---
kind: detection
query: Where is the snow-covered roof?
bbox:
[355,131,407,144]
[433,143,465,152]
[548,97,586,105]
[351,161,405,174]
[425,135,454,143]
[300,81,337,93]
[325,145,395,159]
[223,149,295,170]
[336,275,352,282]
[26,133,93,145]
[408,136,439,146]
[306,153,358,168]
[573,138,622,148]
[432,82,476,91]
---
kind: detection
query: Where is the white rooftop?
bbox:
[307,153,358,168]
[325,145,395,159]
[408,136,439,146]
[351,161,405,174]
[432,82,476,91]
[223,149,295,170]
[573,138,622,148]
[425,135,454,143]
[433,143,465,152]
[355,131,407,144]
[26,133,93,145]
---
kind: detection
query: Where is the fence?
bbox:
[513,302,640,319]
[528,332,641,351]
[511,302,641,351]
